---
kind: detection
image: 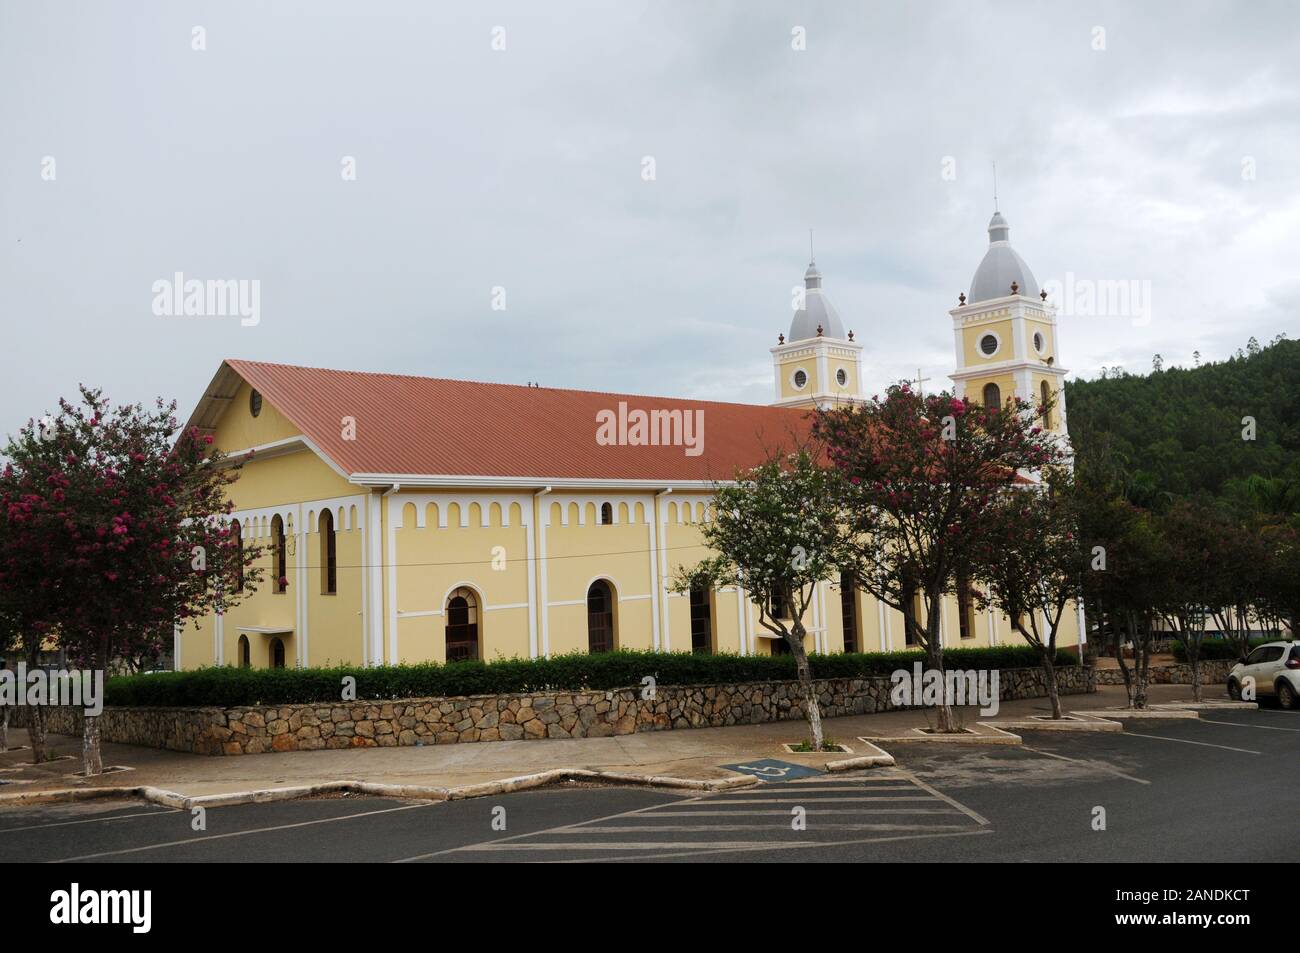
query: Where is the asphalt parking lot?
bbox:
[2,707,1296,863]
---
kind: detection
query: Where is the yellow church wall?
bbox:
[961,316,1014,365]
[828,357,859,400]
[303,508,365,666]
[212,379,306,452]
[1025,318,1055,359]
[776,353,816,400]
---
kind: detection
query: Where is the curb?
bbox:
[1077,708,1200,719]
[857,725,1022,745]
[0,768,758,810]
[983,716,1123,732]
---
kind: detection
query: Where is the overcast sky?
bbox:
[2,0,1298,441]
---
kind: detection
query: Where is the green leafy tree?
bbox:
[670,450,842,750]
[970,467,1087,718]
[0,388,263,774]
[814,385,1062,732]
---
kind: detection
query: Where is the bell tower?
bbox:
[771,259,864,410]
[949,210,1070,438]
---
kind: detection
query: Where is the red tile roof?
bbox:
[200,359,814,484]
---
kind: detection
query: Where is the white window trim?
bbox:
[977,330,1003,359]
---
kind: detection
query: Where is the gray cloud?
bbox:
[2,0,1297,441]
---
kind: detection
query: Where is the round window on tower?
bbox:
[1033,332,1045,354]
[793,369,808,390]
[249,389,263,417]
[979,334,999,357]
[836,368,848,387]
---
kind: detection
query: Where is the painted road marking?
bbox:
[1019,745,1151,785]
[53,802,433,862]
[0,807,180,835]
[1123,731,1261,755]
[406,774,988,861]
[1197,718,1300,732]
[721,759,823,782]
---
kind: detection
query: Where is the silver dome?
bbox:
[968,212,1038,303]
[789,262,846,340]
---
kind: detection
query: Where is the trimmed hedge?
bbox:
[1171,637,1287,662]
[105,646,1077,709]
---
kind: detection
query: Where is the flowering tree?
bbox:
[969,467,1087,718]
[0,387,263,774]
[814,385,1062,732]
[670,450,842,750]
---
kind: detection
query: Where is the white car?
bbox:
[1227,641,1300,709]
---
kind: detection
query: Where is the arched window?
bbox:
[271,515,287,593]
[587,580,616,653]
[1040,380,1053,429]
[839,571,859,653]
[982,382,1001,408]
[230,519,244,593]
[600,502,613,525]
[269,637,285,669]
[319,509,337,594]
[238,634,250,669]
[689,587,712,654]
[445,587,480,661]
[957,573,976,640]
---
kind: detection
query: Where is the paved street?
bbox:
[3,706,1295,863]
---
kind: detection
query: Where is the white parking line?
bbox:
[564,828,996,863]
[1019,745,1151,785]
[1197,718,1300,732]
[53,802,433,862]
[1123,731,1261,754]
[0,807,179,835]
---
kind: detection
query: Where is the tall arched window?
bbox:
[587,580,616,653]
[271,515,287,593]
[839,571,859,653]
[1040,380,1053,429]
[269,637,285,669]
[599,502,613,525]
[230,519,244,593]
[319,509,337,594]
[982,382,1001,408]
[445,587,480,661]
[238,634,251,668]
[689,587,713,654]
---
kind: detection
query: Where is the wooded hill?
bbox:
[1065,336,1300,513]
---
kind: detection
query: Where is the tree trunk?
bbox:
[28,705,47,764]
[1041,648,1062,719]
[786,626,824,751]
[1188,638,1203,703]
[926,601,956,733]
[1114,614,1135,708]
[82,714,103,777]
[1132,613,1150,710]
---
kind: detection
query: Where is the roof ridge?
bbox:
[223,358,803,413]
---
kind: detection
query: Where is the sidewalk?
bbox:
[0,684,1219,803]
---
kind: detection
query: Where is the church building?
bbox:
[176,210,1081,671]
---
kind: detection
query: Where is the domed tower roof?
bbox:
[789,261,846,340]
[968,211,1038,304]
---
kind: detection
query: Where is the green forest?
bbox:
[1065,335,1300,516]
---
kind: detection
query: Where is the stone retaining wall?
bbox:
[1091,659,1232,685]
[17,664,1093,756]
